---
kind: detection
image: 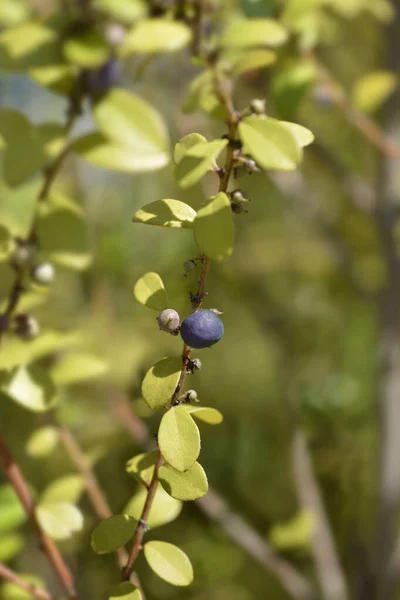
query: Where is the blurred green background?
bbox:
[1,0,400,599]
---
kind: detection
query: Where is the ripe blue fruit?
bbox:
[180,309,224,349]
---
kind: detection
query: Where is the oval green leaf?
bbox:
[91,514,137,554]
[280,121,314,147]
[109,582,142,600]
[230,49,276,75]
[193,192,234,261]
[51,353,108,386]
[133,272,168,311]
[141,356,182,410]
[36,502,83,540]
[124,484,182,528]
[0,484,26,533]
[26,426,59,458]
[0,533,24,563]
[352,70,398,113]
[41,475,85,504]
[93,89,169,167]
[126,451,158,486]
[121,19,191,55]
[173,133,207,164]
[220,18,288,48]
[184,406,224,425]
[144,540,194,586]
[63,30,110,68]
[1,365,57,412]
[158,405,200,472]
[175,139,228,188]
[239,116,302,171]
[133,199,196,229]
[159,461,208,500]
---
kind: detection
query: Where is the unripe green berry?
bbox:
[157,309,180,333]
[31,262,55,286]
[249,98,266,115]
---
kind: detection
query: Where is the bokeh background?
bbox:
[1,0,400,599]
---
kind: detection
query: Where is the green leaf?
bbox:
[239,116,302,170]
[109,582,142,600]
[144,540,193,586]
[0,0,30,27]
[95,0,147,24]
[193,192,234,261]
[36,502,83,540]
[220,18,288,48]
[63,30,110,68]
[29,63,76,95]
[133,272,169,311]
[182,71,226,119]
[0,533,24,562]
[36,202,91,270]
[132,199,196,229]
[173,133,207,164]
[280,121,314,147]
[1,365,57,412]
[91,514,137,554]
[0,484,26,533]
[184,406,224,425]
[126,451,158,486]
[26,426,59,458]
[271,61,316,118]
[174,139,228,188]
[0,21,62,71]
[269,509,316,550]
[0,224,11,262]
[141,356,182,410]
[352,71,398,113]
[158,405,200,472]
[51,353,108,386]
[72,132,169,173]
[92,89,169,170]
[120,19,191,55]
[159,461,208,500]
[41,475,85,504]
[124,484,182,528]
[229,49,276,75]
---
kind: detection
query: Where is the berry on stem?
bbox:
[180,309,224,349]
[157,309,180,334]
[31,262,55,286]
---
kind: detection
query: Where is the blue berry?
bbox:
[180,309,224,349]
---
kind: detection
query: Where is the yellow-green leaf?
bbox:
[0,0,30,27]
[36,502,83,540]
[0,21,62,71]
[239,116,302,171]
[184,406,224,425]
[124,484,182,528]
[352,70,398,113]
[95,0,147,24]
[133,272,168,311]
[0,485,26,533]
[141,356,182,410]
[51,353,108,386]
[91,514,137,554]
[133,199,196,229]
[41,475,85,504]
[109,582,142,600]
[0,533,24,562]
[120,19,191,55]
[144,540,193,586]
[93,89,169,170]
[159,462,208,500]
[173,133,207,164]
[126,451,158,486]
[1,365,57,412]
[63,30,110,68]
[72,132,169,173]
[229,49,276,75]
[269,509,317,550]
[1,574,44,600]
[193,192,234,261]
[158,405,200,472]
[175,139,228,188]
[280,121,314,147]
[220,18,288,48]
[26,426,59,458]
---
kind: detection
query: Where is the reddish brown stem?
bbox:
[0,562,56,600]
[0,433,78,599]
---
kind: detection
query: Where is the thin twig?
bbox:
[0,562,56,600]
[0,433,77,599]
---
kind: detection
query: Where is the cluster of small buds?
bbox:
[249,98,266,115]
[175,389,199,404]
[156,309,180,335]
[14,313,40,340]
[229,189,250,214]
[185,357,202,374]
[189,291,208,308]
[234,156,260,178]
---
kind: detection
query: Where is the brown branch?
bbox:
[111,391,315,600]
[0,562,56,600]
[0,433,77,599]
